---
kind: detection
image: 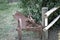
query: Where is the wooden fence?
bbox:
[42,7,60,40]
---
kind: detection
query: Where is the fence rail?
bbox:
[43,7,60,32]
[42,7,60,40]
[45,7,59,17]
[43,15,60,31]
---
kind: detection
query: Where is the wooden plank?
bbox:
[45,17,48,26]
[42,7,48,40]
[45,7,59,17]
[43,15,60,31]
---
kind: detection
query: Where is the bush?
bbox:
[18,0,42,23]
[18,0,60,25]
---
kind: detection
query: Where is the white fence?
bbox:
[42,7,60,40]
[43,7,60,31]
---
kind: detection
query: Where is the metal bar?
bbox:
[43,15,60,31]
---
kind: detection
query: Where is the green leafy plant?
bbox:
[18,0,42,23]
[18,0,60,25]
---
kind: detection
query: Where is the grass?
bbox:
[0,2,40,40]
[0,2,18,40]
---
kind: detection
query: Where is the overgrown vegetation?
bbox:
[17,0,42,23]
[0,0,60,24]
[0,0,60,40]
[18,0,60,25]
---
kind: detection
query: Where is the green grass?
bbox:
[0,2,40,40]
[0,2,19,40]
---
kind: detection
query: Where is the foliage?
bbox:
[18,0,42,23]
[0,0,60,24]
[42,0,60,9]
[18,0,60,25]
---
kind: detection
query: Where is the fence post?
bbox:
[42,7,48,40]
